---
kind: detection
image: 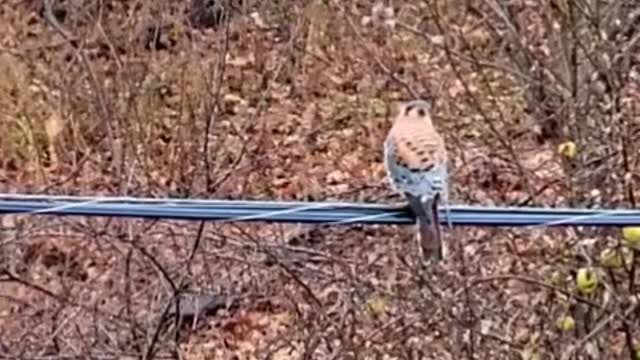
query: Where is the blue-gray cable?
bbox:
[0,194,639,226]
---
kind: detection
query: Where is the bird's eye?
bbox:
[417,108,426,117]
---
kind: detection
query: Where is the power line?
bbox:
[0,193,639,226]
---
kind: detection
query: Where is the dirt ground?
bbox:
[1,1,639,359]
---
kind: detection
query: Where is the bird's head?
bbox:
[397,99,434,125]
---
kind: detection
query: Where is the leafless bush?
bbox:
[0,0,639,359]
[384,0,640,358]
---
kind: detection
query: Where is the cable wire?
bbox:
[0,193,639,226]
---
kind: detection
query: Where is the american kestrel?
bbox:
[384,99,449,263]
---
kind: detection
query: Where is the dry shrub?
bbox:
[0,0,639,359]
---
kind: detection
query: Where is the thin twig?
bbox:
[561,302,639,360]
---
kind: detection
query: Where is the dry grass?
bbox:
[1,0,639,359]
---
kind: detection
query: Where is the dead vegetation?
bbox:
[0,0,639,359]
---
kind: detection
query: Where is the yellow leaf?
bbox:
[555,315,575,331]
[622,227,640,249]
[366,295,387,316]
[575,268,598,295]
[599,248,624,268]
[557,141,576,159]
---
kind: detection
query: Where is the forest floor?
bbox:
[0,1,638,359]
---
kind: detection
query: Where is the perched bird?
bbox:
[384,99,449,263]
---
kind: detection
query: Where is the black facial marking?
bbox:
[404,105,415,115]
[421,163,435,171]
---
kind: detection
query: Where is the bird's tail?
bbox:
[406,193,442,263]
[443,186,452,230]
